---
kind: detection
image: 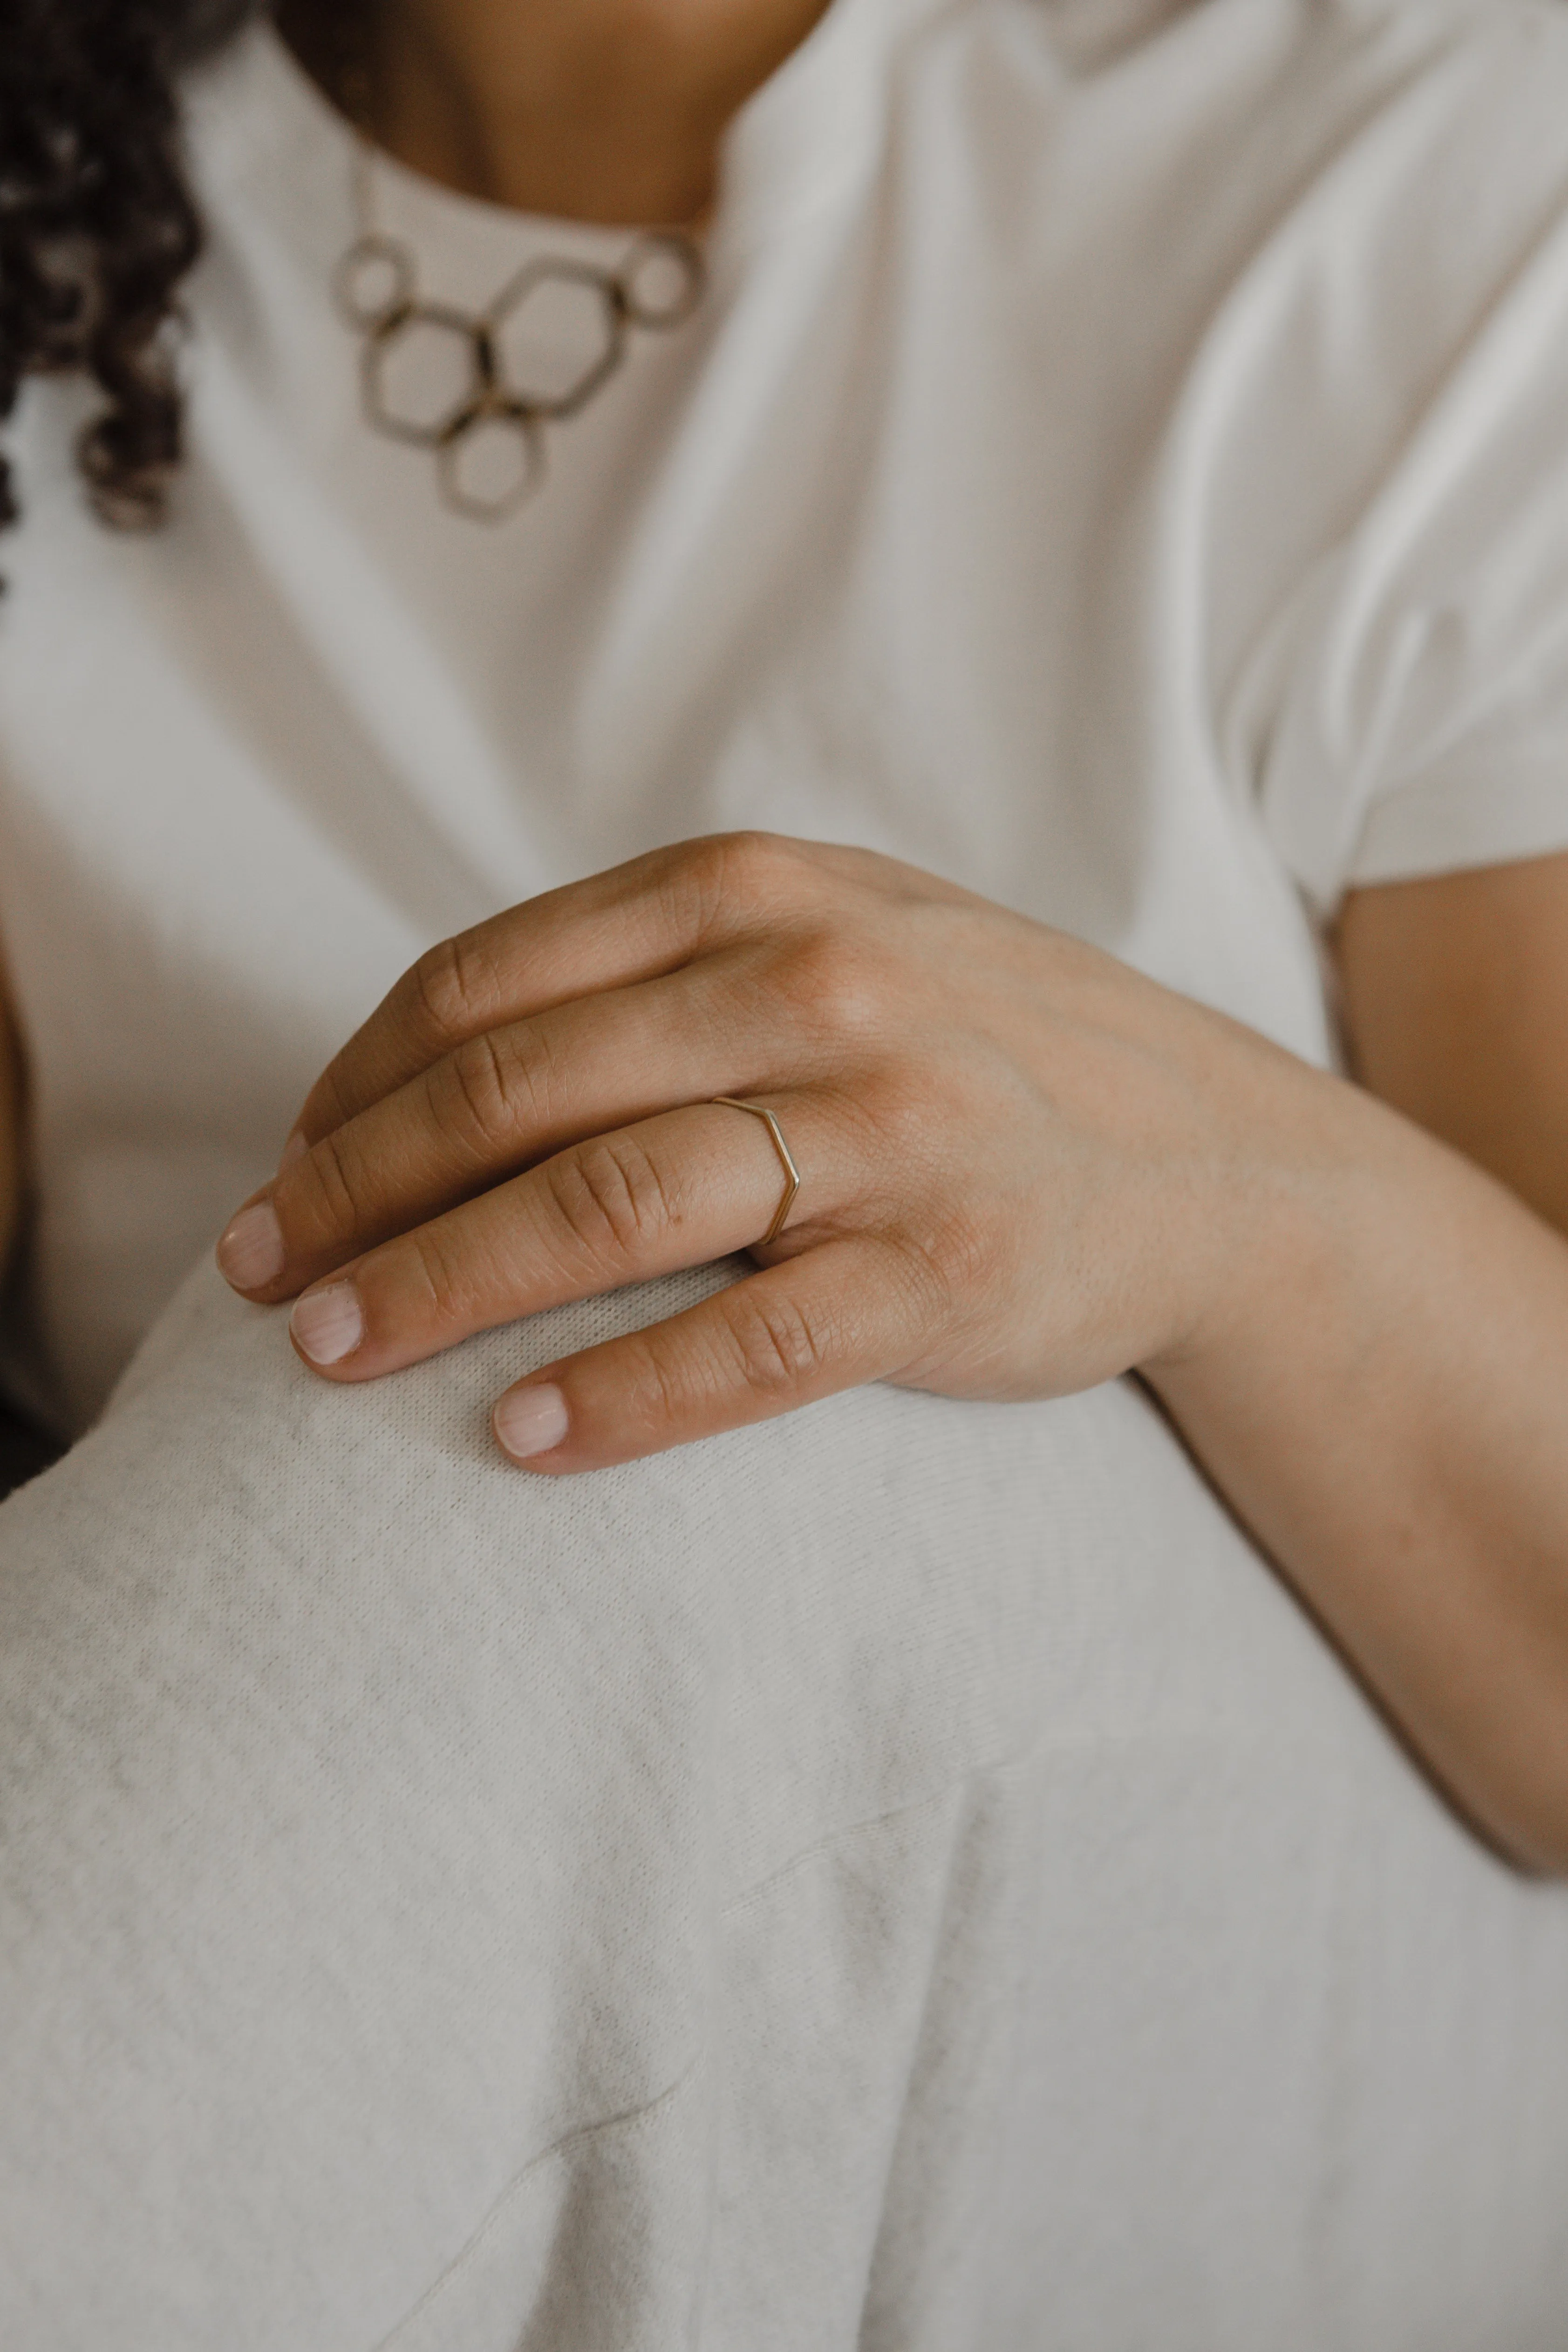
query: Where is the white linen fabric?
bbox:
[3,1258,1568,2352]
[5,0,1568,2340]
[6,0,1568,1428]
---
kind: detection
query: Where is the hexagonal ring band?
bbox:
[710,1098,802,1247]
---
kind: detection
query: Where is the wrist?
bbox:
[1138,1044,1387,1411]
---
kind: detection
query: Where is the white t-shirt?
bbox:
[5,0,1568,1434]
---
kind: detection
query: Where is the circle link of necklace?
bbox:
[332,147,705,523]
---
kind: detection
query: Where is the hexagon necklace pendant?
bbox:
[332,148,705,523]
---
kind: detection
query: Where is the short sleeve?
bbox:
[1230,32,1568,919]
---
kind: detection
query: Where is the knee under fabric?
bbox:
[2,1257,1567,2351]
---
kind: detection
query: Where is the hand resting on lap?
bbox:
[216,833,1568,1871]
[216,832,1310,1464]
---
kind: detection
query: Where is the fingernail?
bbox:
[216,1200,285,1290]
[493,1383,569,1461]
[279,1130,308,1171]
[291,1282,364,1366]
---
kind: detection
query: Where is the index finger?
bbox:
[285,832,812,1159]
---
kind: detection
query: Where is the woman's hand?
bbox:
[215,832,1568,1868]
[214,832,1326,1470]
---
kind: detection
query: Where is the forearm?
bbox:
[1147,1064,1568,1872]
[203,839,1568,1868]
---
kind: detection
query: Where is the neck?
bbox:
[282,0,832,224]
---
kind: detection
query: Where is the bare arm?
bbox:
[1148,853,1568,1871]
[209,834,1568,1873]
[1336,854,1568,1235]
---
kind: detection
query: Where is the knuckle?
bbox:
[408,929,500,1050]
[869,1205,994,1340]
[775,925,884,1043]
[285,1124,364,1245]
[299,1063,355,1143]
[622,1319,707,1428]
[665,832,804,941]
[713,829,796,897]
[910,1209,994,1302]
[544,1134,677,1262]
[436,1028,545,1164]
[719,1285,830,1397]
[859,1067,936,1169]
[403,1219,483,1325]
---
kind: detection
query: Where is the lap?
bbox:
[2,1258,1566,2350]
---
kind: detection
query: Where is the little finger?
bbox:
[489,1232,940,1472]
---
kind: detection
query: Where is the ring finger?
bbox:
[218,954,797,1302]
[284,1092,838,1383]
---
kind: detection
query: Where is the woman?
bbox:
[5,0,1568,2340]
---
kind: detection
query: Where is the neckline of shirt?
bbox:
[194,0,960,297]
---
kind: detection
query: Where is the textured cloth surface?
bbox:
[7,2,1568,2334]
[10,0,1568,1428]
[2,1259,1567,2350]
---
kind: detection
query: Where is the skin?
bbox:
[10,0,1568,1879]
[192,833,1568,1881]
[278,0,833,221]
[222,0,1568,1875]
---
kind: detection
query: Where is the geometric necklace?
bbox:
[332,143,706,523]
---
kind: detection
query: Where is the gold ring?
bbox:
[711,1097,801,1246]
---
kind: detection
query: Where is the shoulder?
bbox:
[907,0,1568,334]
[973,0,1568,89]
[945,0,1568,196]
[924,0,1568,491]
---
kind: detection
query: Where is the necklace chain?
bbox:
[332,145,705,523]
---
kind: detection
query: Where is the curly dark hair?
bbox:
[0,0,269,546]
